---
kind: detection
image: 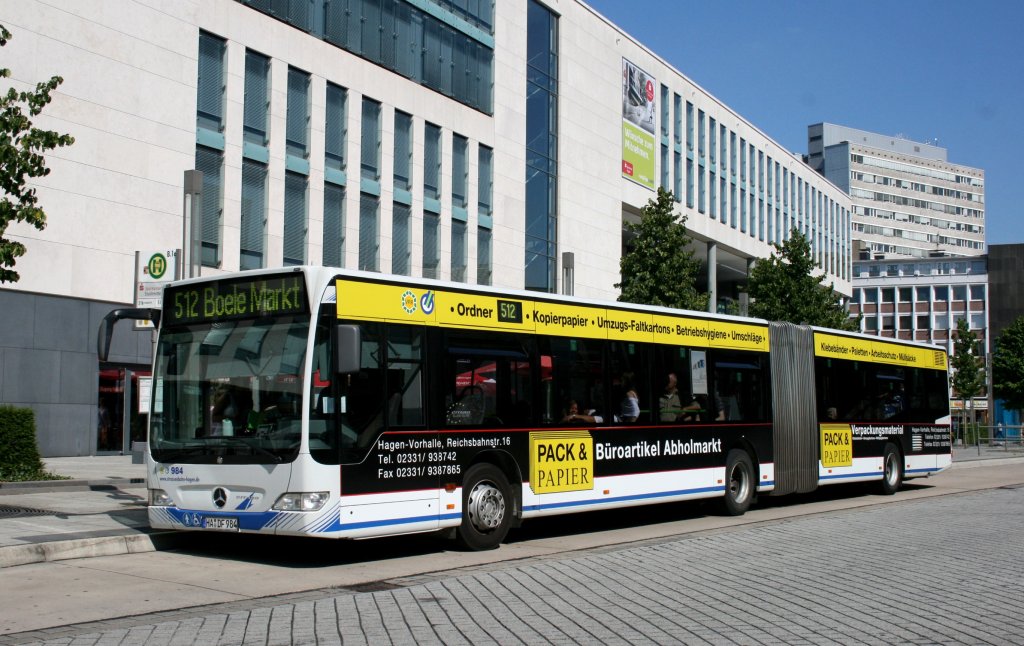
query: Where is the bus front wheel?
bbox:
[723,450,755,516]
[456,463,512,551]
[879,443,903,495]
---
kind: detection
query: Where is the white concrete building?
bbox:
[0,0,852,455]
[807,123,984,260]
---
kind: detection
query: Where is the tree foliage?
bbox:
[992,315,1024,414]
[950,317,985,401]
[746,229,856,331]
[0,24,75,284]
[617,187,708,311]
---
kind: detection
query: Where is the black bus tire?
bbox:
[456,463,512,551]
[723,449,755,516]
[879,443,903,495]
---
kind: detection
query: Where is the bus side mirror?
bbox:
[97,308,161,361]
[334,324,361,374]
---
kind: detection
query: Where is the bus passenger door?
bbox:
[331,321,438,537]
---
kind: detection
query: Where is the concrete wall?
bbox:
[0,290,151,456]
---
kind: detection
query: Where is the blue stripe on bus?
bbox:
[820,466,942,482]
[523,485,724,513]
[316,512,462,533]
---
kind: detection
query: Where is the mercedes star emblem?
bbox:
[213,487,227,508]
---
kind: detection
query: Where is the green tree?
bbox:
[617,186,708,311]
[746,229,856,331]
[992,315,1024,415]
[950,317,985,436]
[0,24,75,284]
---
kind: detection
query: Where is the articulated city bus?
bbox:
[99,267,952,550]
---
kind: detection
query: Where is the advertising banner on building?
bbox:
[621,58,656,190]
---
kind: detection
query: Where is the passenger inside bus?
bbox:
[618,372,640,422]
[659,373,683,421]
[563,400,603,424]
[210,384,251,436]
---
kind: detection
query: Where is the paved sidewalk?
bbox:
[0,448,1021,569]
[0,456,160,568]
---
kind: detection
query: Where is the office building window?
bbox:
[478,145,493,216]
[452,134,468,208]
[283,171,307,266]
[196,32,225,267]
[322,183,346,267]
[525,0,558,293]
[286,67,310,158]
[477,226,492,286]
[358,192,379,271]
[423,212,440,279]
[709,117,717,165]
[325,83,347,173]
[394,111,412,191]
[686,158,694,209]
[196,32,225,132]
[673,93,682,145]
[361,98,381,181]
[392,202,411,275]
[195,145,223,267]
[240,159,266,270]
[451,219,467,282]
[243,50,270,145]
[686,101,694,152]
[673,150,682,201]
[661,143,669,191]
[247,0,494,113]
[660,84,669,138]
[697,110,705,159]
[424,122,441,200]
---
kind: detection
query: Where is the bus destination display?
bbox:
[165,275,308,325]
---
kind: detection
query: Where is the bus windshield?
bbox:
[150,315,309,464]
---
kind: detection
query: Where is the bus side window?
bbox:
[443,332,534,428]
[385,325,424,427]
[541,337,606,426]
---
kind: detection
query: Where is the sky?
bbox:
[585,0,1023,246]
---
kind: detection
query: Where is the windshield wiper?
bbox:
[154,443,210,462]
[211,436,283,463]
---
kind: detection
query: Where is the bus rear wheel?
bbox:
[456,463,511,551]
[879,443,903,495]
[723,449,755,516]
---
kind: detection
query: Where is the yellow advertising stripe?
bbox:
[532,301,604,340]
[336,278,769,351]
[708,320,770,351]
[814,331,947,371]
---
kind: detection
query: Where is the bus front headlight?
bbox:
[272,492,329,511]
[149,489,174,506]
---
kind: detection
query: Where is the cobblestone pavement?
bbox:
[5,486,1023,645]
